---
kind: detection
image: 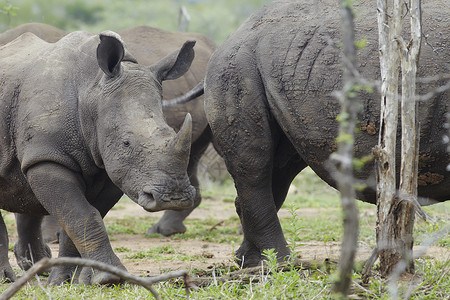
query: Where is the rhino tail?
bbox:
[162,80,204,108]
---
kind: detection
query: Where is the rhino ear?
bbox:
[97,31,125,77]
[151,40,196,83]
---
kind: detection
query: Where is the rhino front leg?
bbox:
[47,229,80,284]
[48,179,123,285]
[14,214,51,273]
[0,215,15,282]
[26,162,125,285]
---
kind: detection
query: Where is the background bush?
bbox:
[0,0,273,44]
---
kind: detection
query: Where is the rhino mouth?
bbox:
[138,185,195,212]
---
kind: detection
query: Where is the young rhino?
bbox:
[0,31,196,285]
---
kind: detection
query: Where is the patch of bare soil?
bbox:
[109,199,450,276]
[7,196,449,278]
[106,197,238,276]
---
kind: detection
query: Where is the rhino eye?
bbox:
[123,140,131,147]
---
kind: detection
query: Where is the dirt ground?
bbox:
[6,163,448,280]
[8,195,447,279]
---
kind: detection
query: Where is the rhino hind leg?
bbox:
[208,87,296,266]
[147,126,212,237]
[14,214,51,274]
[271,137,308,211]
[41,215,61,243]
[0,214,15,282]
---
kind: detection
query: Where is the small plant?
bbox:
[0,1,19,18]
[261,248,279,273]
[149,245,176,254]
[114,246,131,253]
[284,204,303,263]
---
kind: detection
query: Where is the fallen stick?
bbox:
[188,259,324,287]
[0,257,190,300]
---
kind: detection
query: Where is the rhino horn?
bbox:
[169,113,192,159]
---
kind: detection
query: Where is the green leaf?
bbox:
[355,37,367,49]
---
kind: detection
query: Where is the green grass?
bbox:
[157,256,449,299]
[0,282,156,299]
[1,256,447,299]
[105,216,154,235]
[172,217,242,244]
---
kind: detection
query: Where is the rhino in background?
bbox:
[0,22,67,44]
[204,0,449,267]
[0,23,217,238]
[0,30,196,284]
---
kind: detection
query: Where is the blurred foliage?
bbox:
[0,0,273,43]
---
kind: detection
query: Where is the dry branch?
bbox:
[0,257,190,300]
[332,0,360,296]
[187,259,323,287]
[208,220,225,232]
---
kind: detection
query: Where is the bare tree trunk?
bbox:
[178,6,191,32]
[332,0,359,296]
[375,0,421,278]
[375,0,401,277]
[395,0,422,275]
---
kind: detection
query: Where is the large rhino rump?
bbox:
[208,0,449,203]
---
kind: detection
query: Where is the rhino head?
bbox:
[83,31,196,212]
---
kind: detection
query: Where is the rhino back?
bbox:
[207,0,449,203]
[0,23,67,46]
[0,31,100,212]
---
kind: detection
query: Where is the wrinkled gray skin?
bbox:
[0,30,197,284]
[0,23,217,239]
[205,0,449,268]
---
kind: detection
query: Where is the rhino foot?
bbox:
[235,239,292,268]
[48,255,126,285]
[14,240,51,273]
[47,265,78,285]
[0,263,16,283]
[79,267,124,286]
[47,262,125,285]
[146,221,186,237]
[234,240,264,268]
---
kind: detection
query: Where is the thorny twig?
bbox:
[0,257,192,300]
